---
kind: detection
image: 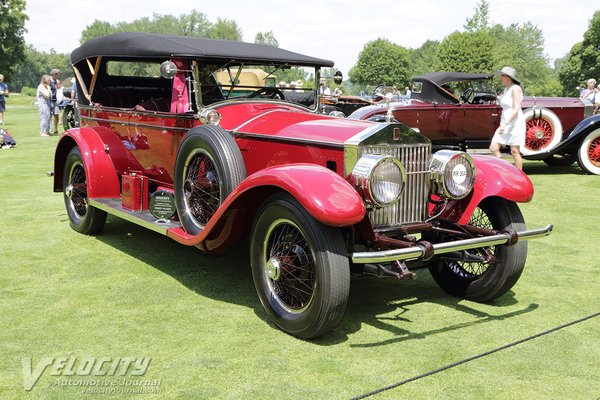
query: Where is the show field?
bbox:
[0,102,598,399]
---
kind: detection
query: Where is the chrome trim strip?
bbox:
[351,224,554,264]
[231,109,283,132]
[232,131,344,149]
[90,198,182,235]
[79,105,198,120]
[80,116,190,132]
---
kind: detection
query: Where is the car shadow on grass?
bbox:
[96,216,539,346]
[523,162,586,176]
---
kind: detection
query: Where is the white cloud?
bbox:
[23,0,590,74]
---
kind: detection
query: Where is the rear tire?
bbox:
[250,194,350,339]
[63,147,107,234]
[577,128,600,175]
[174,125,246,235]
[521,108,563,156]
[428,197,527,302]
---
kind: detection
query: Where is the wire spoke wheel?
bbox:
[183,150,221,226]
[525,118,554,151]
[587,136,600,168]
[62,147,106,234]
[66,161,88,218]
[263,219,315,312]
[447,207,495,278]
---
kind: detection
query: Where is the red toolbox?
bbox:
[122,172,149,211]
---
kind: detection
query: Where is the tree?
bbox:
[255,31,279,47]
[349,38,411,87]
[559,10,600,96]
[11,46,70,91]
[80,10,243,43]
[409,40,440,77]
[464,0,490,32]
[434,31,494,73]
[0,0,28,81]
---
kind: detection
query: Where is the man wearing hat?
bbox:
[489,66,526,170]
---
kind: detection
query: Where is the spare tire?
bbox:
[521,108,563,156]
[174,125,246,235]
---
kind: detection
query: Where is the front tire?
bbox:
[62,147,107,234]
[250,194,350,339]
[577,128,600,175]
[428,197,527,302]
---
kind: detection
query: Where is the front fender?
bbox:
[166,164,366,250]
[442,155,534,224]
[54,127,122,198]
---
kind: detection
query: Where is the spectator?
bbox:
[37,75,52,137]
[405,86,412,97]
[49,69,61,135]
[0,74,9,125]
[579,78,596,99]
[489,67,526,170]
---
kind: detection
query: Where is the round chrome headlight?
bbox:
[351,154,406,207]
[429,150,476,199]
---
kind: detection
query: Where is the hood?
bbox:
[217,102,375,145]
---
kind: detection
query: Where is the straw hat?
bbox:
[496,66,520,85]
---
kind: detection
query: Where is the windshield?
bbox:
[198,63,318,109]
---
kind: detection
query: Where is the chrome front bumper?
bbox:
[351,224,554,264]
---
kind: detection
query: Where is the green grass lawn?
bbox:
[1,99,599,399]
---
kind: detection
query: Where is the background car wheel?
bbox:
[428,197,527,302]
[542,153,577,167]
[63,147,107,234]
[174,125,246,235]
[63,104,75,131]
[521,108,563,156]
[577,128,600,175]
[250,194,350,339]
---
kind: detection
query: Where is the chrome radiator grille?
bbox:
[360,144,432,228]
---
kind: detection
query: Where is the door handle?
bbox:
[491,113,498,117]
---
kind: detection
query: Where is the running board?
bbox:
[89,198,182,235]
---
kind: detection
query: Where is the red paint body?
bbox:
[55,99,534,251]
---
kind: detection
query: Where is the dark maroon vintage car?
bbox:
[54,33,552,338]
[350,72,598,172]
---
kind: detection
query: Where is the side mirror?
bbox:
[160,61,178,79]
[333,71,343,85]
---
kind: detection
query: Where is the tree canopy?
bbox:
[559,10,600,96]
[0,0,28,81]
[348,38,411,87]
[80,10,243,43]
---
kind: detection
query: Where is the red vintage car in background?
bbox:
[350,72,599,173]
[54,33,552,338]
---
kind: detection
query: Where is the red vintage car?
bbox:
[350,72,599,172]
[54,33,552,338]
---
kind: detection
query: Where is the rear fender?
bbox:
[441,155,534,224]
[54,127,128,198]
[167,164,366,251]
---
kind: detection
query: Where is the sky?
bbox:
[23,0,591,75]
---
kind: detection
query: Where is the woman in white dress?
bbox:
[489,66,526,170]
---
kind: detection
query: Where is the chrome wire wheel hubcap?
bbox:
[66,161,88,218]
[182,149,220,226]
[263,219,315,313]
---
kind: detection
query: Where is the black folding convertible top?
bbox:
[413,72,494,85]
[71,32,335,67]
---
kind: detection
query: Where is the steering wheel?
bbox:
[460,88,474,103]
[249,87,285,100]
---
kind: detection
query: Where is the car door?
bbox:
[462,103,501,147]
